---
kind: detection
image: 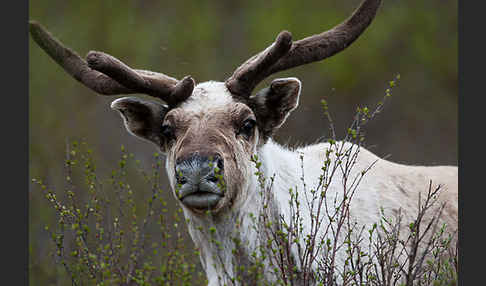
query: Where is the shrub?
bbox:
[33,74,457,285]
[32,142,205,285]
[204,74,457,285]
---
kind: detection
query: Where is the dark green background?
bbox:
[29,0,457,284]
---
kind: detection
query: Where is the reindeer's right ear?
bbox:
[111,97,169,150]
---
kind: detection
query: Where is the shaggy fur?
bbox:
[112,80,458,285]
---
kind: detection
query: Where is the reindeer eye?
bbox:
[161,124,175,140]
[238,119,256,139]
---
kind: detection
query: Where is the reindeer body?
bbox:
[29,0,458,284]
[180,134,457,285]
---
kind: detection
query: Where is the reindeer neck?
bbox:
[258,140,304,195]
[183,192,269,284]
[181,140,302,284]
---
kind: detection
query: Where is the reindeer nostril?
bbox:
[177,176,187,185]
[216,157,224,171]
[175,170,188,185]
[177,177,187,185]
[207,175,219,183]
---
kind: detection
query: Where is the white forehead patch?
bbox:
[179,81,235,113]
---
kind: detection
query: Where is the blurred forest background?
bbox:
[29,0,457,284]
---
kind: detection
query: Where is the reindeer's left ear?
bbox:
[249,77,301,139]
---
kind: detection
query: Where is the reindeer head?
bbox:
[29,0,381,214]
[109,77,302,214]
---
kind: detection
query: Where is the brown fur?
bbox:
[164,102,258,214]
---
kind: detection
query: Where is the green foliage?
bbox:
[31,76,457,285]
[29,1,457,284]
[207,76,457,285]
[32,141,205,285]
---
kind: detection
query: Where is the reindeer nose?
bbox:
[174,154,224,198]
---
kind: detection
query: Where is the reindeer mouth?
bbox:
[176,176,224,210]
[180,191,223,210]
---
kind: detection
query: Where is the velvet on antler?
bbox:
[29,20,194,107]
[225,0,382,97]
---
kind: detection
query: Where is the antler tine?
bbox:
[29,20,194,106]
[226,31,292,97]
[268,0,382,75]
[225,0,381,97]
[86,51,194,106]
[29,20,132,95]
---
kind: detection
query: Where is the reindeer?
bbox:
[30,0,457,284]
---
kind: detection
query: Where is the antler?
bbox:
[226,0,382,97]
[29,20,194,107]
